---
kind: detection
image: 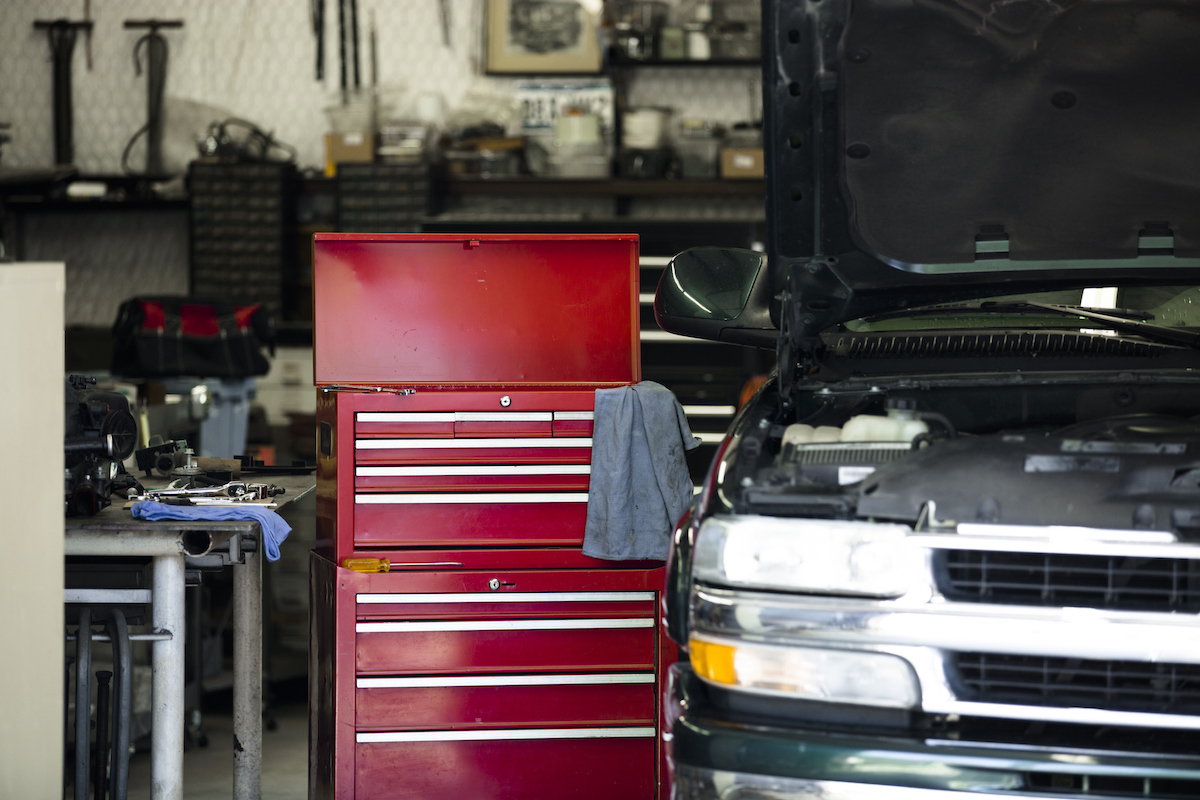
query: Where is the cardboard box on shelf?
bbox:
[324,133,375,177]
[720,147,764,179]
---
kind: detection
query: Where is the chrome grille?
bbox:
[953,653,1200,716]
[1027,773,1200,798]
[937,549,1200,613]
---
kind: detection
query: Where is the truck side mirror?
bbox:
[653,247,777,347]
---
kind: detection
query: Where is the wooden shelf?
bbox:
[5,196,188,212]
[444,178,764,197]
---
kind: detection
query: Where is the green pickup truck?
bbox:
[656,1,1200,797]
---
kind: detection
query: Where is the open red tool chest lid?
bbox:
[312,233,640,386]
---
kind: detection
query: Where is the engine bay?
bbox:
[727,377,1200,541]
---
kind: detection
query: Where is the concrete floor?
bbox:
[126,702,307,800]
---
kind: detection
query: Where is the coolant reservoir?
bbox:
[841,412,928,443]
[782,423,842,449]
[782,424,815,446]
[813,426,843,442]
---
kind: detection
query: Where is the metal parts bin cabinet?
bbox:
[310,234,676,799]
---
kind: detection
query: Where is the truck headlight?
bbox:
[692,515,917,597]
[690,635,920,708]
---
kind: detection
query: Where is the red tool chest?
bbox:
[310,234,677,800]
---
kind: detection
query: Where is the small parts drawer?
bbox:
[355,618,655,674]
[354,735,654,800]
[355,463,590,492]
[354,498,587,547]
[356,412,454,438]
[355,673,655,729]
[356,411,563,438]
[453,412,552,438]
[355,435,593,465]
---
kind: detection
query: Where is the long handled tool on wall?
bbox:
[121,19,184,176]
[33,17,94,165]
[334,0,362,102]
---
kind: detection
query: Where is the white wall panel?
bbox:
[0,263,64,798]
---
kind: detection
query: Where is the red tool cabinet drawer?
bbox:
[355,589,655,620]
[354,463,590,492]
[343,567,664,599]
[354,735,654,800]
[354,436,592,464]
[355,411,557,438]
[353,498,588,548]
[355,673,655,729]
[355,620,655,674]
[355,412,455,438]
[453,411,552,437]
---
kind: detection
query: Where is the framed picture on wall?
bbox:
[485,0,604,74]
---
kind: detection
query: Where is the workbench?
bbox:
[64,472,314,800]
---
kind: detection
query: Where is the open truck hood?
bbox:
[764,0,1200,343]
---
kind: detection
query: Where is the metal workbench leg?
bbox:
[108,609,131,800]
[233,538,262,800]
[75,607,92,800]
[151,554,185,800]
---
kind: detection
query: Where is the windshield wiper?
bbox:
[979,301,1200,349]
[860,301,1200,350]
[978,302,1153,322]
[865,302,1152,323]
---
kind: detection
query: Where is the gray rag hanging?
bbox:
[583,381,701,561]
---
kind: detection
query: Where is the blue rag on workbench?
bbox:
[583,381,701,561]
[130,501,291,562]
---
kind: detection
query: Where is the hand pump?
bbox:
[122,19,184,175]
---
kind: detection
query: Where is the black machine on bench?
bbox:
[64,375,141,516]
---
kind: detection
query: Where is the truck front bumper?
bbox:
[674,765,1061,800]
[670,667,1200,800]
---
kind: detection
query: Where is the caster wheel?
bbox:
[198,733,209,748]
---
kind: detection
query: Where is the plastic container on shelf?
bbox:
[712,26,761,60]
[526,136,612,179]
[324,101,373,135]
[685,23,711,59]
[550,150,612,178]
[659,26,686,59]
[676,119,723,178]
[324,87,400,135]
[623,108,670,150]
[554,112,603,146]
[445,148,521,178]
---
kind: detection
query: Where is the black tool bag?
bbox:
[111,297,275,378]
